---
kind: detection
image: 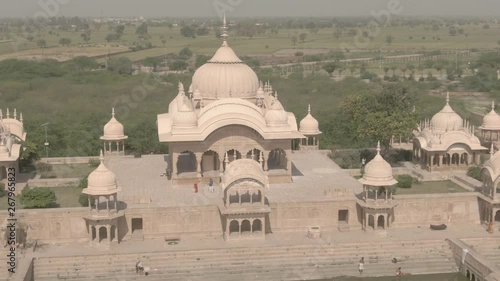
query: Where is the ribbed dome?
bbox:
[84,152,120,195]
[189,16,259,103]
[481,101,500,130]
[430,93,463,132]
[265,98,288,127]
[103,108,125,139]
[299,105,320,135]
[358,142,397,187]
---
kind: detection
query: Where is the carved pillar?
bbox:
[106,225,111,243]
[115,223,119,244]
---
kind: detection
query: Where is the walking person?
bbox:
[358,257,364,275]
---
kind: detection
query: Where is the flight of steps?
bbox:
[33,239,458,281]
[461,237,500,267]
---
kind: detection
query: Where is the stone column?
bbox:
[89,225,93,242]
[108,142,112,154]
[264,153,269,171]
[115,223,119,244]
[106,196,109,211]
[88,196,91,211]
[122,141,125,155]
[106,225,111,243]
[96,225,100,242]
[172,152,178,175]
[475,153,481,165]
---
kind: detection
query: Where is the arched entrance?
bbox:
[176,151,197,175]
[91,226,96,241]
[377,215,385,229]
[99,227,107,243]
[229,191,239,205]
[201,150,220,173]
[246,148,261,162]
[241,220,251,233]
[229,220,239,235]
[495,210,500,222]
[110,225,116,242]
[368,215,375,230]
[268,148,287,170]
[252,219,262,233]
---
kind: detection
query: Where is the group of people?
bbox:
[358,257,409,276]
[194,178,215,193]
[135,260,150,276]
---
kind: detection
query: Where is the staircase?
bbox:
[33,239,458,281]
[461,237,500,267]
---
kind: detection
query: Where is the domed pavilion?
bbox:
[413,93,487,172]
[157,15,304,185]
[357,142,397,231]
[479,101,500,146]
[479,144,500,225]
[82,150,124,246]
[299,105,321,150]
[0,108,26,181]
[101,108,128,156]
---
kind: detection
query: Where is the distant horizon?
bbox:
[1,0,499,19]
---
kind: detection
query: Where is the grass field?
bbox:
[395,180,470,195]
[1,22,500,62]
[40,164,94,179]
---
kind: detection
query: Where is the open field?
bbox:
[395,180,470,195]
[1,22,500,62]
[40,164,94,179]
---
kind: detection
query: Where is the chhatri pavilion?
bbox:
[413,93,487,172]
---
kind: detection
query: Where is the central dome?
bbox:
[190,18,259,101]
[481,101,500,130]
[430,93,463,132]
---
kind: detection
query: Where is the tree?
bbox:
[195,54,210,68]
[383,67,390,76]
[385,34,394,45]
[143,56,162,71]
[20,187,56,208]
[349,65,357,76]
[37,39,46,48]
[114,25,125,36]
[339,83,420,149]
[178,47,193,59]
[80,32,91,43]
[196,27,209,36]
[322,62,338,76]
[299,33,307,43]
[168,60,188,71]
[105,33,120,42]
[180,25,196,38]
[108,57,133,74]
[135,22,148,36]
[65,56,98,71]
[290,35,297,46]
[58,37,71,46]
[26,35,34,42]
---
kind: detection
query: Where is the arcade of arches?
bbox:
[413,145,481,172]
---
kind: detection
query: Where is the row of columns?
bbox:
[103,140,125,156]
[362,212,390,230]
[414,149,480,172]
[88,194,118,213]
[227,190,263,206]
[299,136,320,149]
[89,223,118,244]
[480,130,500,142]
[363,186,391,203]
[226,218,265,237]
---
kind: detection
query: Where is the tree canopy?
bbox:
[20,187,57,208]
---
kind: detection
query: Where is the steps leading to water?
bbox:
[461,237,500,268]
[32,239,458,281]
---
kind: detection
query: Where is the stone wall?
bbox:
[39,157,99,165]
[393,193,480,227]
[447,238,495,281]
[27,178,80,188]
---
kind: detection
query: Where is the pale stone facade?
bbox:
[479,101,500,146]
[0,108,25,180]
[100,108,128,156]
[413,93,487,172]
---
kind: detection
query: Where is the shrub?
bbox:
[20,187,56,208]
[79,193,95,207]
[0,182,4,197]
[78,175,89,189]
[467,166,483,182]
[35,161,52,172]
[88,158,100,168]
[396,175,414,188]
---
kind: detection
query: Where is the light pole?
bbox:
[41,123,49,158]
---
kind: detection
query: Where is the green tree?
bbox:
[178,47,193,59]
[195,54,210,68]
[20,187,56,208]
[114,25,125,36]
[290,35,297,46]
[58,37,72,46]
[108,57,133,74]
[143,56,162,71]
[180,25,196,38]
[299,33,307,43]
[105,33,120,42]
[168,60,188,71]
[64,56,98,71]
[135,22,148,35]
[80,32,91,43]
[37,39,46,48]
[322,62,338,76]
[385,34,394,45]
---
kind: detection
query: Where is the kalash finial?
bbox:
[99,149,104,163]
[446,92,450,105]
[221,13,229,46]
[492,100,496,111]
[308,104,311,114]
[376,141,381,155]
[112,107,115,118]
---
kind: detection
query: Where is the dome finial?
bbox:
[308,104,311,114]
[112,107,115,118]
[376,141,381,155]
[446,92,450,105]
[221,13,229,46]
[99,149,104,163]
[492,100,495,111]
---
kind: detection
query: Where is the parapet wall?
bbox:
[39,157,99,165]
[447,238,496,281]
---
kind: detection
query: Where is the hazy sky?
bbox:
[1,0,500,18]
